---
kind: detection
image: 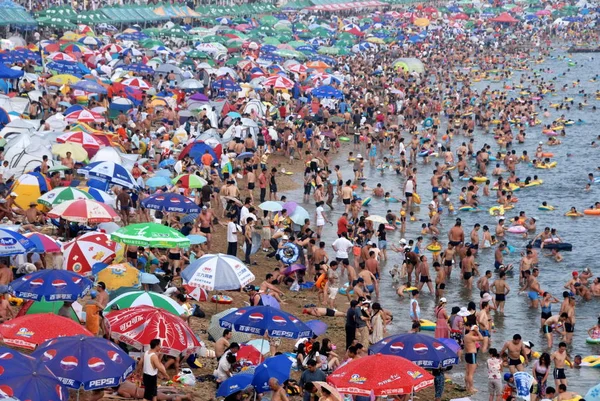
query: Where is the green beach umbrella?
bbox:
[225,57,243,66]
[111,223,191,248]
[104,290,186,316]
[260,15,278,26]
[19,299,79,322]
[38,187,94,207]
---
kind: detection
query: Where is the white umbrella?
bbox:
[178,79,204,90]
[182,253,255,290]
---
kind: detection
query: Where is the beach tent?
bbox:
[3,134,53,177]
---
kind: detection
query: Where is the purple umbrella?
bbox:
[282,263,306,276]
[282,201,297,215]
[320,130,335,139]
[260,294,280,309]
[189,93,209,102]
[306,320,328,336]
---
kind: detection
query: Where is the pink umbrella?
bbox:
[282,263,306,276]
[121,77,151,90]
[536,9,552,15]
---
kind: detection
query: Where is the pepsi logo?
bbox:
[0,352,13,360]
[291,318,299,324]
[412,343,429,354]
[0,385,13,397]
[88,357,106,372]
[390,342,405,352]
[171,198,181,204]
[30,278,44,287]
[0,366,4,376]
[202,267,212,273]
[183,199,193,204]
[235,309,246,315]
[108,350,122,364]
[248,313,264,322]
[155,196,165,201]
[52,279,67,289]
[71,277,82,285]
[432,342,446,352]
[60,356,79,371]
[271,316,287,325]
[42,349,57,362]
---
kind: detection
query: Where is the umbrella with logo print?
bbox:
[0,346,69,401]
[369,333,459,369]
[219,306,313,339]
[141,193,200,214]
[9,269,93,302]
[326,354,433,396]
[0,314,92,350]
[63,232,117,276]
[32,335,136,391]
[0,228,36,256]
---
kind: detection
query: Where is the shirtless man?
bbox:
[477,270,492,298]
[196,206,214,250]
[519,250,535,286]
[477,302,492,353]
[543,313,567,348]
[448,220,465,247]
[215,329,232,360]
[500,334,525,374]
[491,271,510,314]
[434,262,446,299]
[464,326,484,393]
[302,307,345,318]
[520,268,542,308]
[461,249,475,289]
[259,274,285,303]
[0,262,13,293]
[25,202,45,225]
[551,342,572,388]
[442,243,456,278]
[61,151,74,169]
[469,223,480,255]
[269,378,289,401]
[0,289,13,322]
[116,189,132,226]
[417,255,434,294]
[341,180,353,213]
[312,241,329,279]
[358,263,377,296]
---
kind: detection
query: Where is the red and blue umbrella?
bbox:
[33,335,136,390]
[9,269,93,302]
[0,346,68,401]
[219,306,312,339]
[141,193,200,214]
[369,333,459,369]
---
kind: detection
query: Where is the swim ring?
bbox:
[489,206,505,215]
[339,136,350,142]
[585,337,600,344]
[581,355,600,368]
[507,226,527,234]
[338,283,355,296]
[278,243,300,265]
[426,244,442,252]
[211,295,233,304]
[362,197,372,206]
[423,117,434,128]
[419,319,436,331]
[565,212,583,217]
[583,209,600,215]
[472,176,488,183]
[412,193,421,204]
[538,205,554,211]
[385,197,399,203]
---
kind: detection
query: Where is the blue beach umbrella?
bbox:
[0,228,36,256]
[9,269,93,301]
[145,176,171,188]
[252,354,293,393]
[369,333,459,368]
[141,193,200,213]
[71,79,108,94]
[0,346,68,401]
[216,374,253,398]
[219,306,313,339]
[32,335,136,390]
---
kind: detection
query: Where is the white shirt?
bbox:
[332,237,352,259]
[215,352,232,381]
[227,221,240,242]
[240,206,250,226]
[143,351,159,376]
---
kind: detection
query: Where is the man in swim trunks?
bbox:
[463,325,483,394]
[543,313,567,348]
[442,243,456,279]
[476,301,492,353]
[551,342,572,388]
[520,268,542,308]
[500,334,525,374]
[447,219,465,247]
[302,307,345,317]
[197,206,214,250]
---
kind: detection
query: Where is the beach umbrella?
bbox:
[220,306,312,339]
[0,346,69,400]
[327,354,434,396]
[104,290,184,315]
[171,174,207,188]
[120,77,151,91]
[216,374,253,398]
[70,79,107,94]
[46,74,80,86]
[106,306,200,356]
[145,176,171,188]
[178,79,204,90]
[62,232,117,276]
[16,298,81,322]
[251,354,293,393]
[51,143,88,161]
[182,284,208,302]
[182,253,255,291]
[281,263,306,276]
[11,172,52,210]
[306,320,328,336]
[0,228,35,256]
[141,193,200,214]
[57,130,103,150]
[97,263,140,291]
[64,109,105,123]
[111,223,190,248]
[262,75,294,90]
[23,233,61,253]
[369,333,459,368]
[186,235,207,245]
[78,187,115,206]
[123,63,154,74]
[78,161,138,189]
[9,269,93,302]
[47,199,119,224]
[33,335,135,390]
[47,52,76,62]
[258,201,282,212]
[0,314,92,350]
[289,205,309,225]
[209,308,251,344]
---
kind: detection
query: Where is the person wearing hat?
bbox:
[352,154,364,181]
[24,201,45,225]
[434,298,450,339]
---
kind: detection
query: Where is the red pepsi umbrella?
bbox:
[0,314,92,350]
[106,306,201,357]
[327,354,433,396]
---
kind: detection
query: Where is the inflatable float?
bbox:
[362,197,372,206]
[531,239,572,251]
[339,136,350,142]
[419,319,436,331]
[584,209,600,215]
[211,295,233,304]
[507,226,527,234]
[538,205,555,211]
[585,337,600,344]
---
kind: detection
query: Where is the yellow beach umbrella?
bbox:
[366,37,385,44]
[97,263,140,291]
[51,143,88,162]
[414,18,430,27]
[61,31,83,41]
[46,74,80,86]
